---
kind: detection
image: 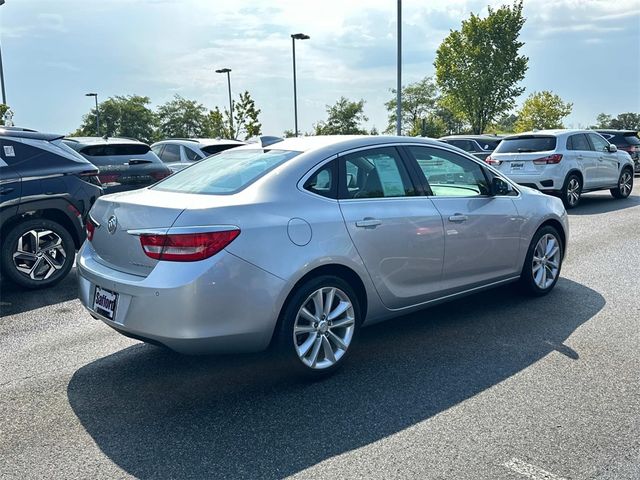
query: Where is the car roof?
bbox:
[0,128,64,141]
[64,136,147,145]
[503,129,594,139]
[152,138,245,147]
[440,134,504,141]
[594,129,638,135]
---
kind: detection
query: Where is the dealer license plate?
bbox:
[94,286,118,321]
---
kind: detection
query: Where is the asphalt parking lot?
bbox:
[1,186,639,480]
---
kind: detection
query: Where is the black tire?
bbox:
[275,275,361,377]
[610,168,634,199]
[561,173,582,209]
[519,225,563,296]
[0,218,75,289]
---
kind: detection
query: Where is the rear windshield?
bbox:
[153,149,300,195]
[494,136,556,153]
[478,139,501,151]
[79,144,151,156]
[201,144,239,156]
[623,133,640,145]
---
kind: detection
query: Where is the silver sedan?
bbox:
[77,136,569,375]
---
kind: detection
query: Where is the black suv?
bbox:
[438,135,503,161]
[595,130,640,174]
[0,128,102,288]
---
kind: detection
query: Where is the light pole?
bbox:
[215,68,233,137]
[0,0,7,105]
[85,93,99,135]
[396,0,402,136]
[291,33,309,137]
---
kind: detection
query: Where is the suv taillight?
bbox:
[151,170,171,181]
[139,230,240,262]
[86,217,96,241]
[533,154,562,165]
[485,156,502,166]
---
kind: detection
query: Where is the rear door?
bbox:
[567,133,599,188]
[588,133,618,186]
[406,145,521,292]
[337,146,445,309]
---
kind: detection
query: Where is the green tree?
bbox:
[204,107,229,138]
[314,97,369,135]
[0,104,9,126]
[434,1,528,134]
[232,91,262,140]
[72,95,157,143]
[384,77,439,135]
[593,112,640,130]
[515,91,572,132]
[157,95,208,138]
[487,112,518,133]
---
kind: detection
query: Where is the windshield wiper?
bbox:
[517,148,537,153]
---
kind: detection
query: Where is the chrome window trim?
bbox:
[127,225,240,236]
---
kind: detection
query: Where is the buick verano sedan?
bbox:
[78,136,568,375]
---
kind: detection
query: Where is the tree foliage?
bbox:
[0,104,9,126]
[593,112,640,130]
[157,95,208,138]
[231,91,262,140]
[314,97,369,135]
[72,95,157,143]
[384,77,439,135]
[434,1,528,134]
[515,91,572,132]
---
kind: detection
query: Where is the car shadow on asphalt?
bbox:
[568,192,640,215]
[67,278,604,479]
[0,267,78,317]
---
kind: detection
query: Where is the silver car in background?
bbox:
[151,138,245,172]
[77,136,568,375]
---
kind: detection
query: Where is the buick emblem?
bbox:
[107,215,118,234]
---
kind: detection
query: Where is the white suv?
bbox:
[487,130,634,208]
[151,138,244,172]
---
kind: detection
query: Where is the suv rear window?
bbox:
[494,136,556,153]
[201,144,239,156]
[153,149,300,195]
[623,133,640,145]
[79,144,151,156]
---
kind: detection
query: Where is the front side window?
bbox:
[339,147,416,199]
[588,133,610,152]
[567,134,592,151]
[408,146,490,197]
[154,149,300,195]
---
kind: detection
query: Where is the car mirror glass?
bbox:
[492,177,511,196]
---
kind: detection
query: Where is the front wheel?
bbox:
[610,168,633,199]
[0,218,75,289]
[276,275,361,377]
[520,226,563,296]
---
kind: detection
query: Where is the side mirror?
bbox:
[607,144,617,153]
[492,176,512,196]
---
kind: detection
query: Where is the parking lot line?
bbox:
[504,458,567,480]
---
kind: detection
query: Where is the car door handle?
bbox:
[448,214,468,223]
[0,186,15,195]
[355,218,382,228]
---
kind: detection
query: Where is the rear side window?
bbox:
[479,139,501,151]
[160,144,181,163]
[183,147,201,161]
[80,144,151,156]
[304,161,337,199]
[494,136,556,153]
[201,144,238,156]
[153,149,300,195]
[567,134,592,151]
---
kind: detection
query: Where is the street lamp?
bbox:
[291,33,309,137]
[85,93,99,135]
[215,68,233,137]
[396,0,402,136]
[0,0,7,105]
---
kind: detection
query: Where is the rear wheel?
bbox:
[610,168,633,199]
[0,218,75,289]
[520,226,563,296]
[561,174,582,209]
[276,275,360,377]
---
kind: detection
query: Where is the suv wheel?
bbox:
[276,275,360,377]
[1,218,75,289]
[610,168,633,199]
[561,174,582,209]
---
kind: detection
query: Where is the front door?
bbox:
[588,133,619,186]
[337,146,445,310]
[405,145,521,293]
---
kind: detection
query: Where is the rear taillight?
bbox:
[533,154,562,165]
[485,156,502,166]
[139,230,240,262]
[98,173,119,184]
[86,217,96,241]
[151,170,171,181]
[77,170,102,186]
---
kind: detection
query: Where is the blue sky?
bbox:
[1,0,639,136]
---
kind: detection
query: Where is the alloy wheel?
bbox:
[12,229,67,281]
[566,178,580,206]
[619,171,632,197]
[293,287,355,369]
[532,233,560,290]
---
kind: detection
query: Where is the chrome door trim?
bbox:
[127,225,240,236]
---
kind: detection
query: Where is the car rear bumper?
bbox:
[77,242,287,354]
[502,173,559,192]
